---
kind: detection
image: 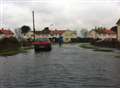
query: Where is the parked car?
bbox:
[32,37,52,51]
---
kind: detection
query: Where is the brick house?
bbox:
[0,28,14,39]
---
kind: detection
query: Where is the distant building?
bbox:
[102,29,116,39]
[62,30,77,43]
[88,29,116,40]
[29,29,77,43]
[50,30,66,38]
[23,31,34,39]
[0,28,14,39]
[31,29,66,39]
[88,30,97,39]
[116,18,120,41]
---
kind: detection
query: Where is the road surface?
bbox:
[0,44,120,88]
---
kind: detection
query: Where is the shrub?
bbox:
[0,37,21,50]
[20,39,32,47]
[90,38,120,49]
[71,37,93,43]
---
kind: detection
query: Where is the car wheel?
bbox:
[34,45,39,51]
[46,46,52,51]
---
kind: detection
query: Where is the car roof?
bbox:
[35,35,48,38]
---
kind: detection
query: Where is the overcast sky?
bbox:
[0,0,120,31]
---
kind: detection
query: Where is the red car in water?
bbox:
[32,37,52,51]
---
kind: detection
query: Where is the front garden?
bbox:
[0,37,33,56]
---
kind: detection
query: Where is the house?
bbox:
[88,29,116,40]
[31,29,66,38]
[62,30,77,43]
[31,29,77,43]
[88,30,97,39]
[116,18,120,41]
[0,28,14,39]
[50,30,65,38]
[23,31,34,39]
[102,29,116,39]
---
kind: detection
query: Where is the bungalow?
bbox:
[116,18,120,41]
[0,28,14,39]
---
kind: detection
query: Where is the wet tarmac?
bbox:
[0,44,120,88]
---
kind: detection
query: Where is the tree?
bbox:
[21,25,31,35]
[15,28,22,41]
[42,27,50,34]
[92,26,106,34]
[80,29,88,38]
[111,26,117,33]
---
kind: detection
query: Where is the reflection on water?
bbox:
[0,45,120,88]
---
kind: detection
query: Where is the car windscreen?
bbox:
[33,38,49,42]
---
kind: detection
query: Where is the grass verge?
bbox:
[79,43,97,49]
[21,46,34,50]
[114,55,120,58]
[93,48,113,52]
[0,48,28,56]
[79,43,113,52]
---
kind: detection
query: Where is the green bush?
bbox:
[20,39,32,47]
[0,37,21,50]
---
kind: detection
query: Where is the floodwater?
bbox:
[0,44,120,88]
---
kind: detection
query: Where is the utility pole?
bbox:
[32,11,35,40]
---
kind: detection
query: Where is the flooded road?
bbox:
[0,44,120,88]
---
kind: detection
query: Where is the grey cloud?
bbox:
[1,0,120,30]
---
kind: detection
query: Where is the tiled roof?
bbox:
[103,29,116,34]
[0,28,14,35]
[50,30,66,35]
[32,30,66,35]
[116,18,120,25]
